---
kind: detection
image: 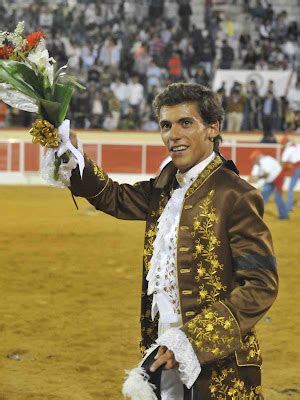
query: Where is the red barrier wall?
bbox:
[0,140,285,176]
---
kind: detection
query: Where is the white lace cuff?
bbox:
[156,328,201,389]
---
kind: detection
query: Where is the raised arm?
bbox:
[69,131,155,221]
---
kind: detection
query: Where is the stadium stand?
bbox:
[0,0,299,134]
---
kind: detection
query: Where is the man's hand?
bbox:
[70,129,78,148]
[150,346,177,372]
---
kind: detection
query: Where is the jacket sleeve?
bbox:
[181,188,278,365]
[70,155,155,221]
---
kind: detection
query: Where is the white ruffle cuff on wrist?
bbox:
[156,327,201,389]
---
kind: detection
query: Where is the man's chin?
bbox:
[172,161,191,173]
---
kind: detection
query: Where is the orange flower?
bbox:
[0,46,14,59]
[25,32,46,50]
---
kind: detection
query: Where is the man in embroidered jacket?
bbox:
[69,83,278,399]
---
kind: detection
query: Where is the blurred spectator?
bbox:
[119,106,137,130]
[167,51,183,82]
[177,0,192,32]
[110,77,129,117]
[149,32,165,63]
[220,40,235,69]
[104,90,121,130]
[146,60,162,91]
[226,88,245,131]
[0,101,8,127]
[281,137,300,212]
[194,29,215,77]
[192,66,210,86]
[71,89,90,129]
[287,81,300,112]
[148,0,165,20]
[244,80,261,130]
[250,1,267,19]
[282,40,297,68]
[249,150,288,219]
[261,90,279,135]
[217,84,228,129]
[141,105,159,131]
[90,92,105,128]
[99,37,121,74]
[80,40,96,70]
[127,76,144,128]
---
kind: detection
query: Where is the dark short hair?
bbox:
[153,82,223,151]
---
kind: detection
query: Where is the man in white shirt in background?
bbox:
[127,75,145,128]
[280,135,300,212]
[249,150,289,219]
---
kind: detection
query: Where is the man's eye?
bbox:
[182,120,191,127]
[161,123,170,130]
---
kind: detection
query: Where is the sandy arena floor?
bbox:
[0,186,299,400]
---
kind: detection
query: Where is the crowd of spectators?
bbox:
[0,0,300,133]
[237,1,299,70]
[217,79,300,140]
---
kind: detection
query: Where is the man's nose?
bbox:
[169,124,181,140]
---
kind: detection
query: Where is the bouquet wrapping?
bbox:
[0,22,84,186]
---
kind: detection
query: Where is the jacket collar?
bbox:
[154,153,239,191]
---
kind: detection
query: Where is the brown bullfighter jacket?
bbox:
[70,153,278,399]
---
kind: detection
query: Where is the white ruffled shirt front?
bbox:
[148,152,216,393]
[147,152,216,324]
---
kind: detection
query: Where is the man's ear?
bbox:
[208,121,220,138]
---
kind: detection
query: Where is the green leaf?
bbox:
[0,60,43,99]
[39,99,61,126]
[53,83,73,124]
[65,76,86,90]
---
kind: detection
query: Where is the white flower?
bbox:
[0,31,8,47]
[27,40,55,85]
[7,21,25,51]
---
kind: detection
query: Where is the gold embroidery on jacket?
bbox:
[143,224,158,272]
[192,189,226,304]
[241,330,261,362]
[209,368,262,399]
[144,192,168,272]
[151,191,168,219]
[140,190,168,353]
[84,156,106,181]
[185,155,222,198]
[186,308,236,357]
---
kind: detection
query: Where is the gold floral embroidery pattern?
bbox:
[185,155,222,198]
[209,368,262,399]
[192,189,226,304]
[92,162,106,181]
[143,192,168,273]
[241,330,261,362]
[151,191,169,219]
[186,308,236,357]
[143,224,158,272]
[84,155,107,181]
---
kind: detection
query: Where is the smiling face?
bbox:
[159,102,219,173]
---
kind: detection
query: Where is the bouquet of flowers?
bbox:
[0,22,84,186]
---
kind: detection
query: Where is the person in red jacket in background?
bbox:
[167,51,183,82]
